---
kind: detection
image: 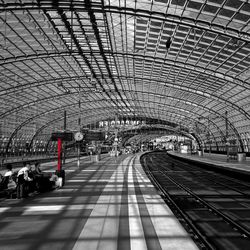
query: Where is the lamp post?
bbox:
[114,115,118,158]
[208,119,212,156]
[75,86,83,169]
[225,111,229,162]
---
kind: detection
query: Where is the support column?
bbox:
[56,137,65,186]
[57,138,62,171]
[77,142,80,168]
[63,110,67,164]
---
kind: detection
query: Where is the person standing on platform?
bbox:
[16,162,33,198]
[4,164,13,177]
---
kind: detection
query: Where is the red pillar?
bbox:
[57,138,62,171]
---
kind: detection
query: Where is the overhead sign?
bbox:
[51,132,73,141]
[85,131,105,141]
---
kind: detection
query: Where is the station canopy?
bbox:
[1,0,250,151]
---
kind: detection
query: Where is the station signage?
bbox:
[99,120,145,128]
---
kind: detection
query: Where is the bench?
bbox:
[0,187,16,199]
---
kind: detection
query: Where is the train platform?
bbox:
[0,154,199,250]
[168,151,250,175]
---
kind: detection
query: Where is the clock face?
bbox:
[74,132,83,141]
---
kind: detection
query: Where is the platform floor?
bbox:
[0,154,198,250]
[168,151,250,174]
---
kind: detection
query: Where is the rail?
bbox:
[141,152,250,249]
[141,156,215,250]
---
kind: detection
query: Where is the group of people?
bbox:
[0,161,60,198]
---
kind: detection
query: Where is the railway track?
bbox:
[141,152,250,250]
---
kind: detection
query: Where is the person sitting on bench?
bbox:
[31,162,55,192]
[0,164,15,191]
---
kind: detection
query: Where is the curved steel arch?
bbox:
[5,96,238,140]
[30,108,187,148]
[111,51,250,90]
[190,133,203,151]
[0,51,76,66]
[1,4,249,93]
[2,49,250,96]
[2,2,249,42]
[0,75,91,97]
[5,94,244,153]
[23,112,239,155]
[1,35,249,120]
[2,60,249,122]
[5,105,120,153]
[21,104,233,154]
[0,89,210,119]
[0,92,110,118]
[1,1,248,154]
[1,82,249,125]
[4,96,235,132]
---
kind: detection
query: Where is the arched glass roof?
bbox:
[1,0,250,151]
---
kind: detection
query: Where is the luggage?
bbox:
[55,170,65,186]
